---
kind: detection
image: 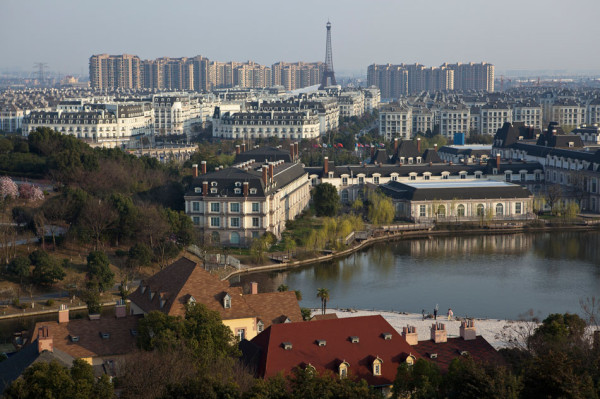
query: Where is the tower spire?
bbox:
[320,21,337,89]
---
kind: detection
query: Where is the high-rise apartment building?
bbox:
[368,62,493,99]
[89,54,141,90]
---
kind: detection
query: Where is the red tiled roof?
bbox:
[128,258,302,327]
[311,313,338,321]
[413,336,505,373]
[31,315,141,359]
[250,315,416,386]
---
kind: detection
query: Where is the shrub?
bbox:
[46,299,54,307]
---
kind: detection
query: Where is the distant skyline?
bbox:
[1,0,600,78]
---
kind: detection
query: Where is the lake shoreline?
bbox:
[224,223,599,280]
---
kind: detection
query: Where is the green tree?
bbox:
[7,256,30,285]
[367,190,395,225]
[443,356,520,399]
[312,183,340,217]
[392,359,442,399]
[4,359,114,399]
[86,251,114,292]
[300,307,312,321]
[81,287,102,314]
[30,250,65,286]
[317,288,330,315]
[128,242,153,269]
[277,284,289,292]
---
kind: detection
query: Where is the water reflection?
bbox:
[233,231,600,319]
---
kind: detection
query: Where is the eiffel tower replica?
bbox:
[319,21,337,89]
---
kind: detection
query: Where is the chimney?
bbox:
[449,161,453,166]
[201,161,207,175]
[323,157,329,175]
[460,319,476,341]
[262,165,268,186]
[58,304,69,323]
[250,282,258,295]
[243,181,249,197]
[115,299,127,318]
[394,138,399,152]
[269,163,274,182]
[402,325,418,346]
[496,153,501,169]
[236,145,241,155]
[37,326,53,353]
[417,138,421,152]
[242,143,246,152]
[192,164,198,178]
[290,144,295,161]
[431,323,447,343]
[294,142,299,160]
[434,144,438,152]
[429,161,433,167]
[202,181,208,195]
[370,147,375,159]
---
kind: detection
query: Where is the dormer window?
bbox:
[223,293,231,309]
[211,182,218,187]
[188,296,196,305]
[339,361,349,378]
[211,188,217,194]
[194,187,201,193]
[257,320,264,333]
[234,188,241,194]
[406,354,416,366]
[250,188,257,194]
[235,182,242,187]
[350,336,359,343]
[373,357,383,376]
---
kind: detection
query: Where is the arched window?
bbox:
[230,232,240,245]
[211,231,220,245]
[437,205,446,217]
[405,354,416,366]
[476,204,485,216]
[496,203,504,216]
[339,361,349,378]
[457,204,466,217]
[373,357,383,376]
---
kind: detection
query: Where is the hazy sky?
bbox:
[2,0,599,77]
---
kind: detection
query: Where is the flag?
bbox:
[339,143,344,148]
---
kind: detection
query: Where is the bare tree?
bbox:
[79,199,117,250]
[497,309,541,353]
[545,184,562,214]
[579,296,599,328]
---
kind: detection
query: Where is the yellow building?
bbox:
[128,257,303,340]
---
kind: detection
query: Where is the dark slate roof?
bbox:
[493,122,540,148]
[438,146,491,157]
[511,143,594,162]
[379,181,533,201]
[307,163,489,179]
[414,336,505,373]
[371,149,390,164]
[234,146,292,163]
[186,162,306,198]
[422,149,442,163]
[0,341,74,393]
[392,140,421,162]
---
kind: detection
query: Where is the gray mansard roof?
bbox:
[186,162,306,198]
[233,146,292,163]
[380,180,533,201]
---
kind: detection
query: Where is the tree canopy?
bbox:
[312,183,340,217]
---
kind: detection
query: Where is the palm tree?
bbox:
[317,288,330,315]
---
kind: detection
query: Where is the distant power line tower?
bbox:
[33,62,48,84]
[319,21,337,89]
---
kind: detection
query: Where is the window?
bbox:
[210,217,220,227]
[223,294,231,309]
[373,358,382,376]
[476,204,485,216]
[236,328,245,341]
[505,173,511,182]
[192,202,200,212]
[457,204,465,217]
[210,203,220,213]
[520,172,526,181]
[252,217,259,227]
[339,362,349,379]
[192,216,200,225]
[410,175,416,181]
[230,217,240,227]
[257,321,264,333]
[342,177,348,186]
[250,188,257,194]
[251,231,259,238]
[475,173,482,179]
[230,203,240,213]
[341,190,349,203]
[391,175,398,182]
[437,205,446,217]
[515,202,522,214]
[252,202,260,212]
[419,205,426,217]
[373,176,380,184]
[358,176,364,184]
[496,203,504,216]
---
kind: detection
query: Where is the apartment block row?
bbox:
[90,54,326,92]
[367,62,494,98]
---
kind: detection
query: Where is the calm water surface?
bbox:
[232,231,600,320]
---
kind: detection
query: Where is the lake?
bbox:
[231,231,600,320]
